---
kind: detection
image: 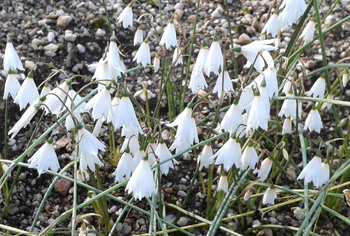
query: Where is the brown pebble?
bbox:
[165,188,173,194]
[55,179,72,196]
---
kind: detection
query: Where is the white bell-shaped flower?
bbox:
[217,175,228,193]
[320,94,334,110]
[159,21,177,48]
[297,153,323,188]
[278,91,297,119]
[210,136,241,171]
[134,88,156,101]
[261,51,278,99]
[153,53,160,73]
[213,69,234,98]
[307,76,326,98]
[172,46,183,66]
[14,72,39,110]
[278,0,307,28]
[106,35,125,81]
[40,82,51,98]
[321,161,330,186]
[113,148,136,183]
[300,20,316,42]
[219,100,244,136]
[198,143,214,168]
[241,144,259,170]
[79,151,104,173]
[253,158,272,181]
[121,135,140,156]
[113,94,143,136]
[244,189,253,201]
[77,125,106,158]
[8,98,44,138]
[146,141,158,166]
[282,117,292,135]
[85,86,112,121]
[133,148,146,166]
[44,80,70,116]
[65,86,86,113]
[167,106,198,145]
[343,73,349,87]
[236,39,277,72]
[117,4,133,28]
[239,86,254,113]
[91,58,111,90]
[189,42,209,93]
[263,186,276,205]
[28,139,60,175]
[261,13,280,37]
[125,158,155,200]
[134,26,144,46]
[246,90,269,135]
[107,95,120,124]
[133,40,151,68]
[304,107,323,133]
[155,142,177,175]
[3,70,20,100]
[205,35,223,76]
[3,37,24,72]
[92,115,105,137]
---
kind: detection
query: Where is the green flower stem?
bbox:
[147,198,169,236]
[71,144,79,236]
[244,225,321,236]
[4,99,8,161]
[305,63,350,78]
[101,0,113,35]
[272,96,350,107]
[166,203,241,236]
[0,224,36,236]
[180,0,200,111]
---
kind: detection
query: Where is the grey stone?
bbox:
[177,216,189,226]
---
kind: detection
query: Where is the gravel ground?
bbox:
[1,0,350,235]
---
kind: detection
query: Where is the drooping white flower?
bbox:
[279,91,297,119]
[113,149,136,183]
[321,161,330,186]
[297,153,323,188]
[14,72,39,110]
[121,135,140,156]
[107,95,120,125]
[244,189,253,201]
[146,141,158,166]
[167,106,198,145]
[79,151,104,172]
[308,76,326,98]
[133,40,151,68]
[153,53,160,73]
[217,175,228,193]
[304,107,323,133]
[343,73,349,87]
[85,86,112,120]
[3,70,20,100]
[106,34,125,81]
[320,93,334,110]
[134,88,156,101]
[189,42,209,93]
[134,26,144,46]
[44,80,70,116]
[198,143,214,168]
[3,37,24,72]
[159,21,177,48]
[263,186,276,205]
[282,117,292,135]
[8,98,44,138]
[172,46,183,66]
[117,4,133,28]
[133,148,146,166]
[28,140,60,175]
[92,115,105,137]
[77,125,106,164]
[261,51,278,99]
[261,13,280,37]
[205,35,223,76]
[65,108,83,132]
[219,100,244,136]
[253,158,272,181]
[125,159,155,200]
[239,86,254,113]
[213,69,234,98]
[300,20,316,42]
[155,142,177,175]
[170,140,192,159]
[246,90,269,135]
[241,144,259,170]
[210,136,241,171]
[236,39,277,72]
[40,82,51,98]
[112,94,143,136]
[91,58,111,90]
[65,86,86,113]
[278,0,307,28]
